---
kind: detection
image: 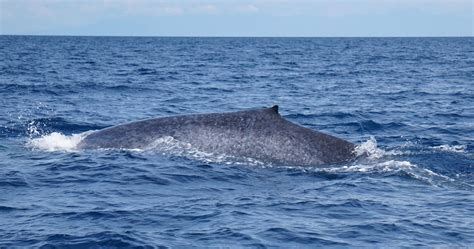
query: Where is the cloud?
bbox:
[237,4,259,13]
[193,4,219,14]
[163,6,184,15]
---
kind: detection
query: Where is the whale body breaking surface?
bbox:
[78,106,355,166]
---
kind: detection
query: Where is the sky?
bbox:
[0,0,472,37]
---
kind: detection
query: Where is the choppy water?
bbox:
[1,36,473,248]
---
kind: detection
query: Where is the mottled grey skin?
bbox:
[78,106,355,166]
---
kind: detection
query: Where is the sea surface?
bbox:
[0,36,473,248]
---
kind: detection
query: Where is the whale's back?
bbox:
[78,106,355,166]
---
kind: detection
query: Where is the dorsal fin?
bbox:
[265,105,279,115]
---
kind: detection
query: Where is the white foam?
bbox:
[27,132,89,152]
[432,144,467,153]
[308,160,413,174]
[287,159,455,187]
[354,136,386,159]
[142,136,264,165]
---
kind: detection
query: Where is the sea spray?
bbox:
[354,136,385,159]
[28,132,91,152]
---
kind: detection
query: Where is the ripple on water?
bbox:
[37,232,156,249]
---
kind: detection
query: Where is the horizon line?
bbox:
[1,34,473,38]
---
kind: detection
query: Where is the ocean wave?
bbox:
[278,159,460,188]
[0,179,29,187]
[258,227,348,246]
[36,231,155,248]
[285,112,356,120]
[431,144,467,153]
[0,205,29,211]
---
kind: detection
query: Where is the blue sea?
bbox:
[0,36,473,248]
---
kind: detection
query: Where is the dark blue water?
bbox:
[1,36,473,248]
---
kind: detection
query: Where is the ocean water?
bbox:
[0,36,473,248]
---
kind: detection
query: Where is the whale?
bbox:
[78,105,355,166]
